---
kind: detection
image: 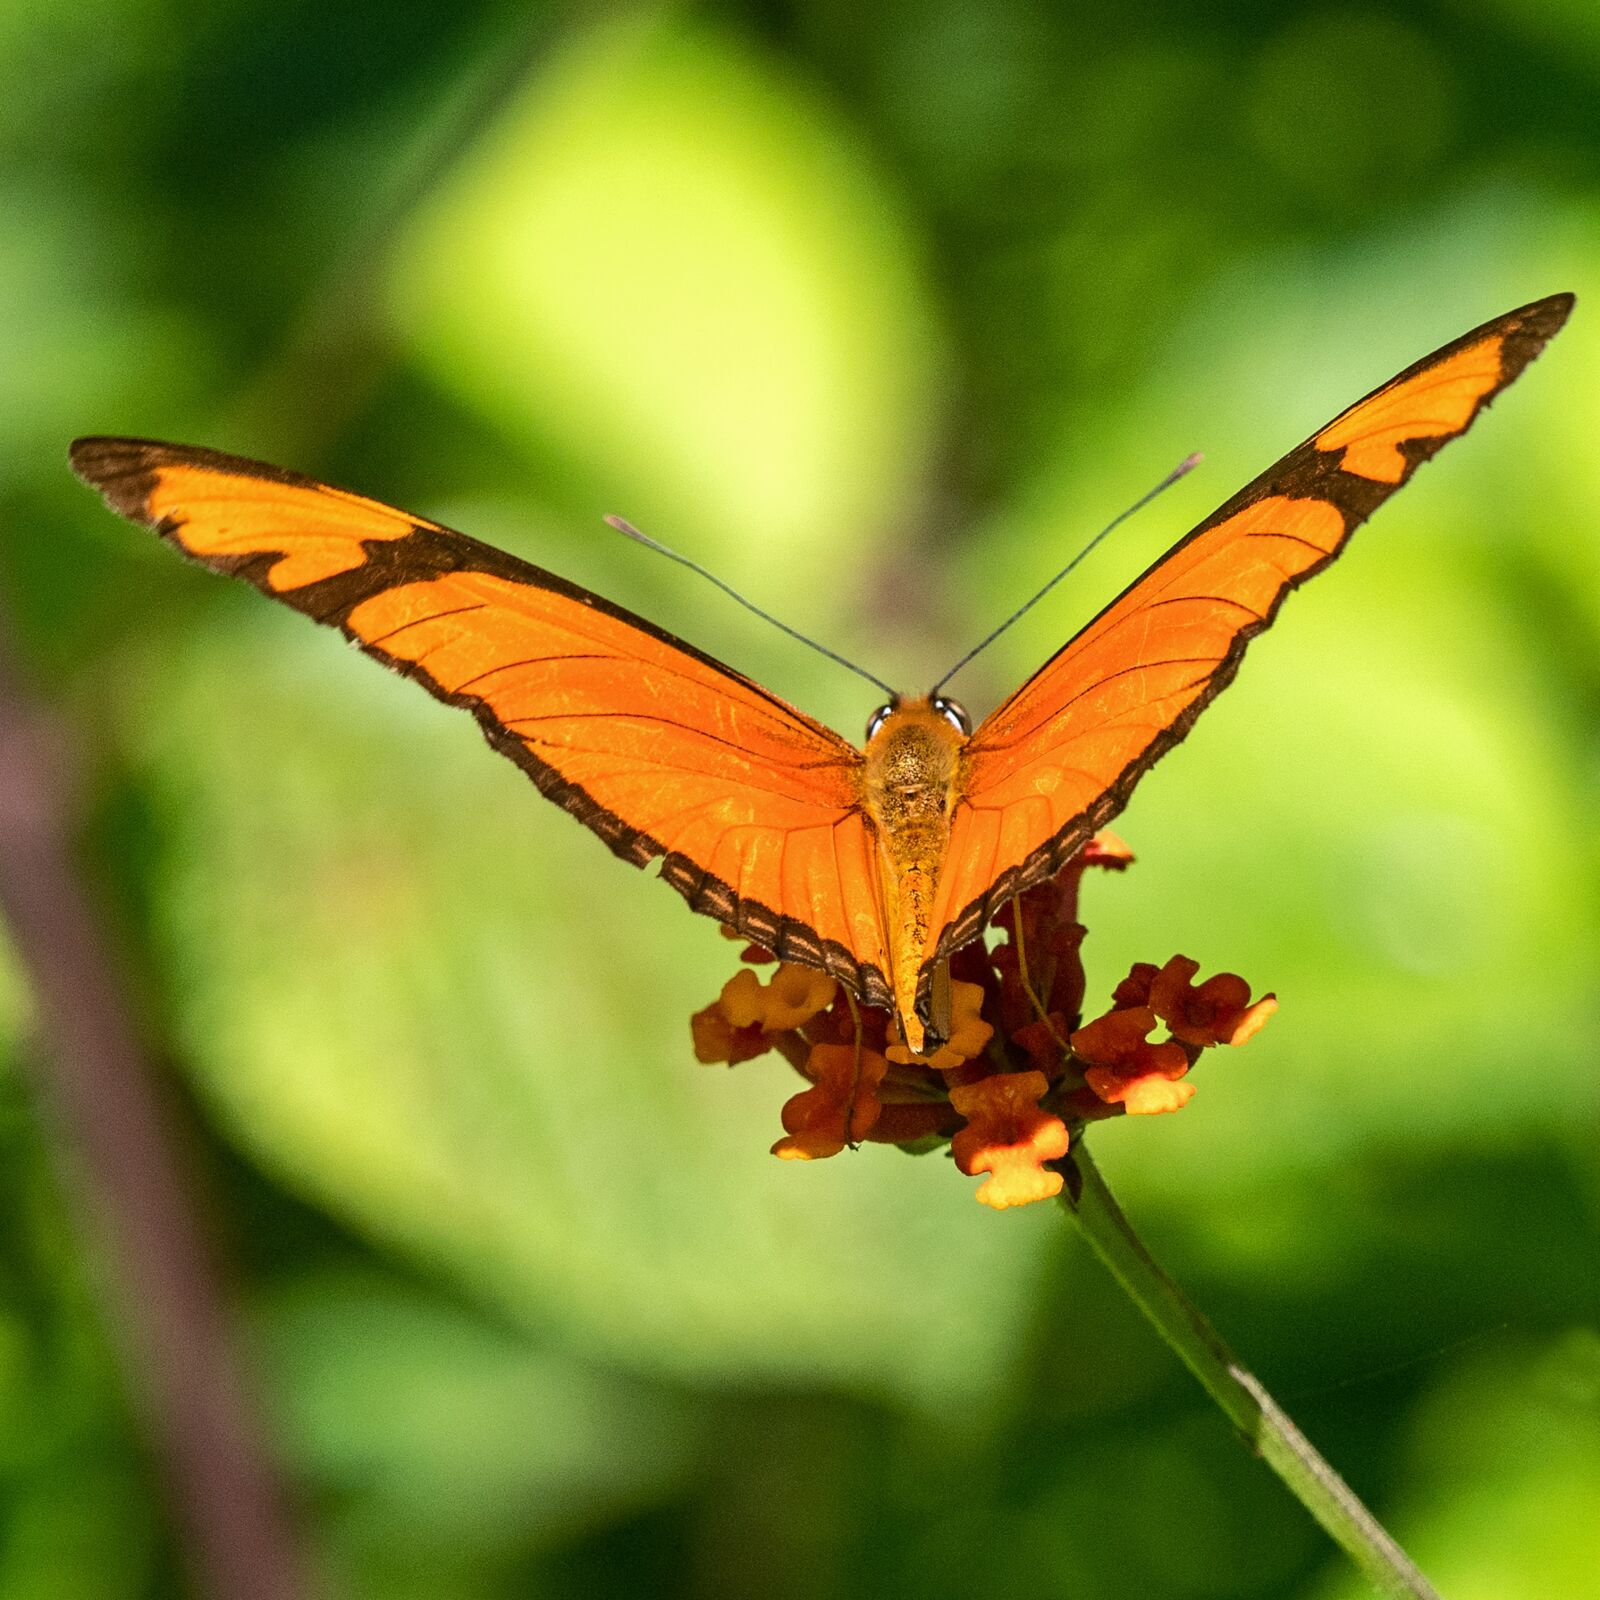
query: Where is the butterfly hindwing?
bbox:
[922,293,1573,994]
[69,438,894,1006]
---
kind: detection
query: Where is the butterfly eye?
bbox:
[933,696,971,735]
[865,703,895,742]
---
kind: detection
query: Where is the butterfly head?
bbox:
[865,694,970,745]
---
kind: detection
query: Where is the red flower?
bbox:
[1148,956,1277,1047]
[1071,1005,1195,1116]
[686,834,1277,1208]
[1009,1013,1073,1076]
[866,1099,961,1145]
[1111,961,1160,1010]
[773,1042,889,1161]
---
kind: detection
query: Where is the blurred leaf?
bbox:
[0,1075,163,1600]
[1455,0,1600,65]
[0,1464,157,1600]
[1244,13,1457,206]
[9,6,1600,1594]
[388,14,941,601]
[0,178,211,490]
[947,218,1599,1213]
[126,613,1052,1412]
[256,1268,697,1557]
[0,937,26,1049]
[0,0,162,152]
[1315,1330,1600,1600]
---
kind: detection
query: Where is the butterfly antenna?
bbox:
[604,516,899,699]
[929,451,1203,695]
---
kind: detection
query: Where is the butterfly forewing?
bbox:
[69,438,894,1006]
[921,293,1573,1001]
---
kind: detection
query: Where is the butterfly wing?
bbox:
[923,292,1572,995]
[70,439,893,1006]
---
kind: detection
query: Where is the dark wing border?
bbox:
[926,290,1574,974]
[70,436,893,1008]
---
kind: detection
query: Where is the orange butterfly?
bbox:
[72,294,1571,1052]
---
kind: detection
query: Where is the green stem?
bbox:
[1060,1143,1442,1600]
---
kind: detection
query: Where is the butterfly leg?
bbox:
[927,959,954,1048]
[1009,893,1071,1059]
[840,989,866,1149]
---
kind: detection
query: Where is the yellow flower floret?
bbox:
[718,963,837,1032]
[885,980,993,1070]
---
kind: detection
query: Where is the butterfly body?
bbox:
[862,696,968,1051]
[69,294,1572,1061]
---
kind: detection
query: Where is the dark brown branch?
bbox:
[0,628,310,1600]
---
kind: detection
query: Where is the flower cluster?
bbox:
[690,833,1275,1209]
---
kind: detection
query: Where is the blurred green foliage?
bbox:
[1,1,1597,1596]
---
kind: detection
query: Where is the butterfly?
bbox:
[71,294,1571,1053]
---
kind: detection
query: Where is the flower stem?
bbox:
[1060,1143,1442,1600]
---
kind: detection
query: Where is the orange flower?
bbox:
[950,1071,1071,1209]
[886,980,993,1070]
[719,963,838,1032]
[1079,829,1134,871]
[773,1042,888,1160]
[1148,956,1277,1047]
[690,1002,771,1066]
[1071,1005,1194,1115]
[1091,1069,1195,1116]
[687,831,1278,1209]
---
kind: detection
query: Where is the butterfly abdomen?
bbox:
[863,701,967,1049]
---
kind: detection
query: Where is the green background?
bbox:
[1,2,1597,1596]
